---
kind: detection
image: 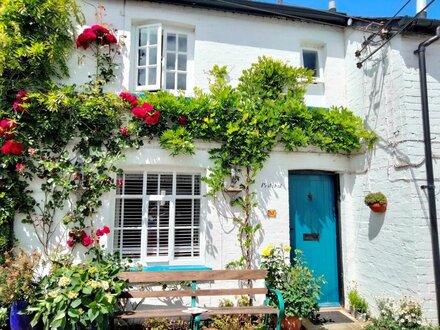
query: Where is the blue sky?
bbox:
[264,0,440,19]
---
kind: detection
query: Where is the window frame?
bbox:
[111,169,205,266]
[301,47,324,83]
[132,23,194,93]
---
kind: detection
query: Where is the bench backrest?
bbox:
[118,269,269,299]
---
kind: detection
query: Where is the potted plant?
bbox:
[348,288,368,321]
[364,192,387,213]
[261,245,325,330]
[29,252,127,330]
[0,248,41,330]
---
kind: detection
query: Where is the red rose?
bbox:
[105,33,117,44]
[15,163,25,174]
[131,100,138,108]
[119,92,138,108]
[13,101,25,112]
[145,111,160,125]
[80,230,87,240]
[76,28,97,49]
[0,119,16,130]
[1,140,24,155]
[132,107,147,119]
[81,235,94,247]
[102,225,110,234]
[120,127,129,136]
[96,229,104,237]
[141,102,154,113]
[16,90,28,100]
[91,24,110,35]
[67,240,75,248]
[176,115,187,125]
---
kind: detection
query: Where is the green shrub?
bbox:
[348,289,368,314]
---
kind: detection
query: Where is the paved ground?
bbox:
[302,308,368,330]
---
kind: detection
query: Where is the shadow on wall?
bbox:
[368,211,385,240]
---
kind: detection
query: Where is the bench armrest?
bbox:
[265,285,285,320]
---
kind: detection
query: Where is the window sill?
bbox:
[130,265,212,272]
[311,78,324,85]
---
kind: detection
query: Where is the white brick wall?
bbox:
[15,0,440,322]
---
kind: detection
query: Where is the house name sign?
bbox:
[260,182,285,189]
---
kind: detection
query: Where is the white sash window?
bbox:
[114,172,201,263]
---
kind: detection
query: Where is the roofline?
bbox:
[139,0,349,27]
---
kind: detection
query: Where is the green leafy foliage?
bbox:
[364,192,387,205]
[348,289,368,314]
[29,255,127,330]
[261,246,325,319]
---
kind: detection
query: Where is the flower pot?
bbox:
[10,301,41,330]
[282,316,302,330]
[368,203,387,213]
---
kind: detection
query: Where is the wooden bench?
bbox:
[114,269,285,330]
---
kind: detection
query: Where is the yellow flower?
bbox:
[88,266,98,274]
[48,289,60,298]
[67,291,78,299]
[262,244,274,257]
[284,246,291,252]
[58,276,71,287]
[101,280,109,290]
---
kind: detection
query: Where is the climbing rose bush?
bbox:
[76,25,117,49]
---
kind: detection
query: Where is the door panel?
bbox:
[289,173,340,306]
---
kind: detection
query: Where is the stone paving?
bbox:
[302,308,368,330]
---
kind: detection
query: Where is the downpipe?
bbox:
[414,26,440,323]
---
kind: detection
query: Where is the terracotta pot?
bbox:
[369,202,387,213]
[282,316,302,330]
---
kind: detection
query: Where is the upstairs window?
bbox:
[113,171,202,264]
[135,24,190,92]
[302,49,320,78]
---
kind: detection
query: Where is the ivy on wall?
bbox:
[0,1,376,268]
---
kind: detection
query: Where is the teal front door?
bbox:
[288,172,340,307]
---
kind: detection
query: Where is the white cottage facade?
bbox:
[16,0,440,321]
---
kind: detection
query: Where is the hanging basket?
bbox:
[368,202,387,213]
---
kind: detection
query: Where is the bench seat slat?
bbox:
[120,287,268,298]
[119,270,268,282]
[116,306,278,319]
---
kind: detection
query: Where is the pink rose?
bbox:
[117,178,123,187]
[96,229,104,237]
[67,240,75,248]
[105,33,117,44]
[120,127,129,136]
[15,163,25,174]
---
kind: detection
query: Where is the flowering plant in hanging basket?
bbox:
[364,192,387,213]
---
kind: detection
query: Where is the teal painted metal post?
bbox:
[190,281,200,330]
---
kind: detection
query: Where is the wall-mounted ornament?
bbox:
[267,209,277,218]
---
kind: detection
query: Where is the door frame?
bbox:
[288,170,345,306]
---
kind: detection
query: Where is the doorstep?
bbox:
[302,307,368,330]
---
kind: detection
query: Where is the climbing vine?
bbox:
[0,1,376,269]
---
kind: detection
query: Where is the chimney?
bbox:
[417,0,427,18]
[329,1,336,12]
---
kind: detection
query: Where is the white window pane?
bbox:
[178,54,187,71]
[139,28,148,46]
[159,202,170,227]
[149,29,158,45]
[178,35,187,52]
[148,201,159,228]
[166,52,176,70]
[148,67,157,85]
[166,72,175,90]
[303,50,319,77]
[138,49,146,66]
[175,199,193,227]
[147,230,157,256]
[124,173,143,195]
[149,47,157,65]
[146,174,159,195]
[116,229,141,259]
[174,228,192,257]
[137,69,146,86]
[159,229,168,256]
[167,34,176,51]
[194,199,200,227]
[177,73,186,90]
[123,199,143,227]
[176,174,193,195]
[160,174,173,195]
